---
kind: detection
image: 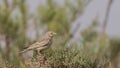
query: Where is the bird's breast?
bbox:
[48,40,52,47]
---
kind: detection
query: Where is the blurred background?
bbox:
[0,0,120,68]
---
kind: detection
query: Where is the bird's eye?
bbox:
[51,32,53,35]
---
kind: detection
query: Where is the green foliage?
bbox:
[81,21,98,43]
[0,0,29,59]
[38,4,68,34]
[38,44,110,68]
[109,38,120,60]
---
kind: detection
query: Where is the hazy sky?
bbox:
[79,0,120,37]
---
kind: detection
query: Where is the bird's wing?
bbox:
[27,39,49,50]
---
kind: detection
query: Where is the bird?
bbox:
[19,31,56,54]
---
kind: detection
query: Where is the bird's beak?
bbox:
[54,32,57,35]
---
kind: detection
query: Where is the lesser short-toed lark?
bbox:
[19,31,56,54]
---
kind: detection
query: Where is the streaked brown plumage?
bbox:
[19,31,56,54]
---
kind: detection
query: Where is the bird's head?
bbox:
[46,31,56,38]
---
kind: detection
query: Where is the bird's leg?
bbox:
[37,50,41,55]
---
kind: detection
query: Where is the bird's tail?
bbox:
[18,49,29,54]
